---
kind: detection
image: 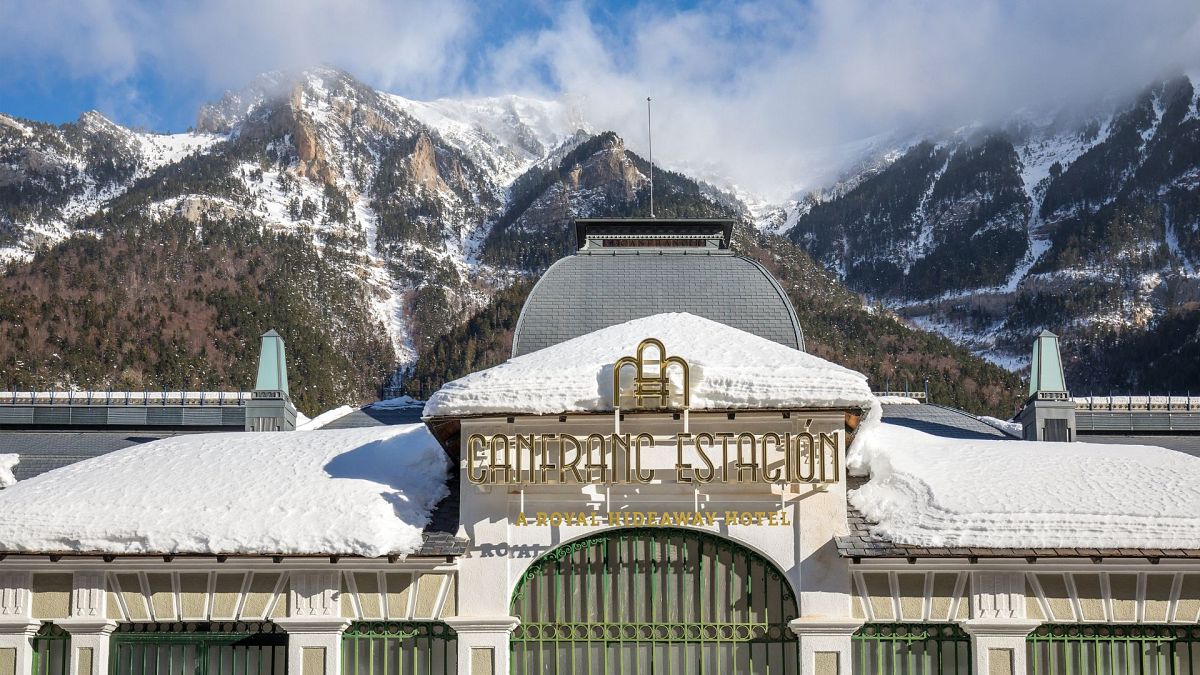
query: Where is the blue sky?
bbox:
[2,0,1198,197]
[0,0,696,131]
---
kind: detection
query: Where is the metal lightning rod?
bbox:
[647,96,654,218]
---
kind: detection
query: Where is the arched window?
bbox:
[510,527,799,673]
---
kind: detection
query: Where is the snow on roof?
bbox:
[977,415,1022,437]
[371,395,423,410]
[424,313,875,418]
[0,455,17,488]
[297,405,355,430]
[0,425,448,556]
[849,422,1200,549]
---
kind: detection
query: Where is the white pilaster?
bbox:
[291,571,339,618]
[444,617,519,675]
[963,571,1040,674]
[273,618,351,675]
[60,571,116,675]
[276,571,349,675]
[55,620,116,675]
[0,571,37,675]
[961,619,1040,675]
[789,617,864,675]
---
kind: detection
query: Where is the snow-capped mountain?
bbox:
[2,68,599,364]
[0,68,705,408]
[0,111,222,263]
[775,74,1200,385]
[2,66,1197,407]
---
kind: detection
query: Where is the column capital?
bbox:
[272,617,352,634]
[787,614,864,634]
[444,617,520,634]
[0,618,39,637]
[788,617,865,638]
[56,618,117,635]
[959,618,1041,638]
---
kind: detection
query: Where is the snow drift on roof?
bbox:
[297,405,355,430]
[0,425,448,556]
[849,422,1200,549]
[0,455,17,487]
[371,395,423,410]
[424,313,875,417]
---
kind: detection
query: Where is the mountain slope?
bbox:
[5,66,1194,406]
[782,74,1200,385]
[401,133,1023,416]
[0,215,392,414]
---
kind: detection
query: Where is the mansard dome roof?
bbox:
[512,218,805,357]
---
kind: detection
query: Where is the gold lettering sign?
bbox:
[466,431,841,486]
[463,337,843,487]
[513,510,794,528]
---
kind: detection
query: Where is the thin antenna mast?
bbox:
[647,96,654,218]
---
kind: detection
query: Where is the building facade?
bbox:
[2,219,1200,675]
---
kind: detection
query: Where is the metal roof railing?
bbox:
[0,391,248,406]
[1073,394,1198,411]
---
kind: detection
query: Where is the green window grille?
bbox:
[1028,624,1200,674]
[32,624,70,675]
[109,622,286,675]
[852,623,972,674]
[341,622,457,675]
[509,527,799,674]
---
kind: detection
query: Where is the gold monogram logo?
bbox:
[613,338,690,412]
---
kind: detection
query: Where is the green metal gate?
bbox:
[32,624,70,675]
[109,622,286,675]
[852,624,971,674]
[509,528,799,674]
[1028,625,1200,674]
[341,622,457,675]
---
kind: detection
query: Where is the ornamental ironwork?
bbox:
[510,528,798,673]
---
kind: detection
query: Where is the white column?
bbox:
[443,617,519,675]
[55,620,116,675]
[962,571,1041,675]
[276,571,349,675]
[789,617,864,675]
[0,620,39,675]
[273,618,351,675]
[57,572,115,675]
[0,571,37,675]
[961,620,1040,675]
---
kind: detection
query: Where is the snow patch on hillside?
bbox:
[389,93,588,188]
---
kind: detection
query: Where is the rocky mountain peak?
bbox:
[564,132,645,202]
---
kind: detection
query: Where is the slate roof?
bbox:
[879,403,1014,439]
[0,431,182,481]
[511,252,805,357]
[840,404,1200,560]
[1079,433,1200,457]
[320,406,424,429]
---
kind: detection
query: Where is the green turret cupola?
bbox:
[245,329,297,431]
[1029,330,1067,397]
[254,329,290,395]
[1018,329,1075,442]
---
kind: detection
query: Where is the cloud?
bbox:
[2,0,1198,199]
[0,0,474,126]
[479,0,1200,200]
